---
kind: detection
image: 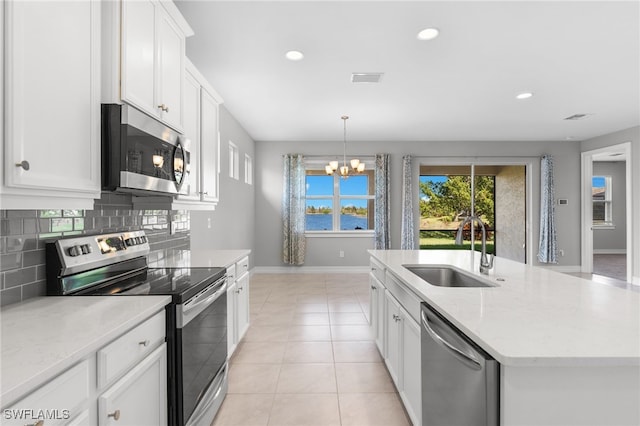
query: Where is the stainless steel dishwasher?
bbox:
[421,303,499,426]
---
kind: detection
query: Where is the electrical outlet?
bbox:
[339,250,345,258]
[559,249,565,257]
[207,217,212,229]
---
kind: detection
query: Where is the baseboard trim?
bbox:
[253,266,370,274]
[633,276,640,287]
[593,249,627,255]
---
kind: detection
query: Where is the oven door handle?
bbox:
[178,278,226,328]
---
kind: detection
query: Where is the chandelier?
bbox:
[325,115,365,177]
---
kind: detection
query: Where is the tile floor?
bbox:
[211,273,411,426]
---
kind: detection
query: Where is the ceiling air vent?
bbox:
[564,113,592,121]
[351,72,384,83]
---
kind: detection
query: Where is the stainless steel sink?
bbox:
[403,265,496,288]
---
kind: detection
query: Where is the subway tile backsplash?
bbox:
[0,193,190,306]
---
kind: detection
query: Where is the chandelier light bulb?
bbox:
[357,163,365,172]
[329,160,339,171]
[350,158,360,169]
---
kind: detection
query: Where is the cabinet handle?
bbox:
[107,410,121,421]
[26,421,44,426]
[199,191,209,195]
[392,314,401,322]
[15,160,30,170]
[370,285,376,290]
[157,104,169,112]
[138,340,150,347]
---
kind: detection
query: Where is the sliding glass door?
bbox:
[419,164,527,263]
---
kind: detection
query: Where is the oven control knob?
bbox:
[125,238,135,247]
[81,244,92,254]
[140,236,147,243]
[67,246,82,257]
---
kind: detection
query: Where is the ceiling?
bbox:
[175,1,639,143]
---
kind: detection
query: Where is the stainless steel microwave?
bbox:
[101,104,190,196]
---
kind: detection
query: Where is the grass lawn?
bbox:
[420,237,495,254]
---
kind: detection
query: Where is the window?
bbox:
[228,141,239,179]
[592,175,613,226]
[244,154,253,185]
[305,168,374,232]
[419,169,496,254]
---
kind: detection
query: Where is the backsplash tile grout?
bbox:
[0,193,190,306]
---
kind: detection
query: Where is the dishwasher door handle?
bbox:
[421,310,482,371]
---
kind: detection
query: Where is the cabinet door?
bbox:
[3,0,100,197]
[384,291,402,386]
[98,345,167,426]
[368,273,378,330]
[401,308,422,426]
[200,89,220,203]
[227,281,238,357]
[179,69,201,202]
[121,0,157,117]
[375,278,386,354]
[236,273,250,342]
[156,7,184,131]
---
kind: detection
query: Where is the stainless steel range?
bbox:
[46,230,228,426]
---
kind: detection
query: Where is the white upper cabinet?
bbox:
[175,59,223,209]
[200,88,220,204]
[104,0,192,132]
[1,0,101,209]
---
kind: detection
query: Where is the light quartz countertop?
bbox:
[369,250,640,367]
[148,249,251,269]
[0,295,170,406]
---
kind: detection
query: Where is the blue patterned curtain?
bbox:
[401,155,416,249]
[282,154,306,265]
[374,154,390,249]
[538,155,558,263]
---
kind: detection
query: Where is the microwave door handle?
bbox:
[421,310,482,370]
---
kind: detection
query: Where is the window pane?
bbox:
[340,199,371,230]
[306,200,332,230]
[340,175,368,196]
[593,202,606,222]
[592,176,606,201]
[306,175,333,196]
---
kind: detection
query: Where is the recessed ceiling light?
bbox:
[417,28,439,41]
[285,50,304,61]
[516,92,534,100]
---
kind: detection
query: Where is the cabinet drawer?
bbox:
[236,256,249,277]
[226,264,236,283]
[5,360,90,426]
[97,311,165,389]
[385,271,421,324]
[370,257,385,283]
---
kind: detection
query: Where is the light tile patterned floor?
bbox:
[212,273,411,426]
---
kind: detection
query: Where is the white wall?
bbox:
[592,161,627,252]
[582,126,639,284]
[190,106,256,265]
[255,139,582,269]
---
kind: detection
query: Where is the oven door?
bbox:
[176,277,228,426]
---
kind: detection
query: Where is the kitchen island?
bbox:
[369,250,640,426]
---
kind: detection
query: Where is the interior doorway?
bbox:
[418,160,530,264]
[581,142,632,283]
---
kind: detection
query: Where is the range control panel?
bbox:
[53,230,150,274]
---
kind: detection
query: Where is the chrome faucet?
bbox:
[455,216,494,275]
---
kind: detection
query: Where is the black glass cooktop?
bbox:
[80,266,226,304]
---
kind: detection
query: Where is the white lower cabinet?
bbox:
[227,256,250,358]
[1,311,167,426]
[98,345,167,426]
[370,256,422,426]
[384,290,402,385]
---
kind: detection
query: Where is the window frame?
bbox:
[244,154,253,185]
[304,161,375,236]
[592,175,614,228]
[228,141,239,180]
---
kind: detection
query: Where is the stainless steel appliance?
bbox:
[46,231,227,426]
[420,303,499,426]
[101,104,191,196]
